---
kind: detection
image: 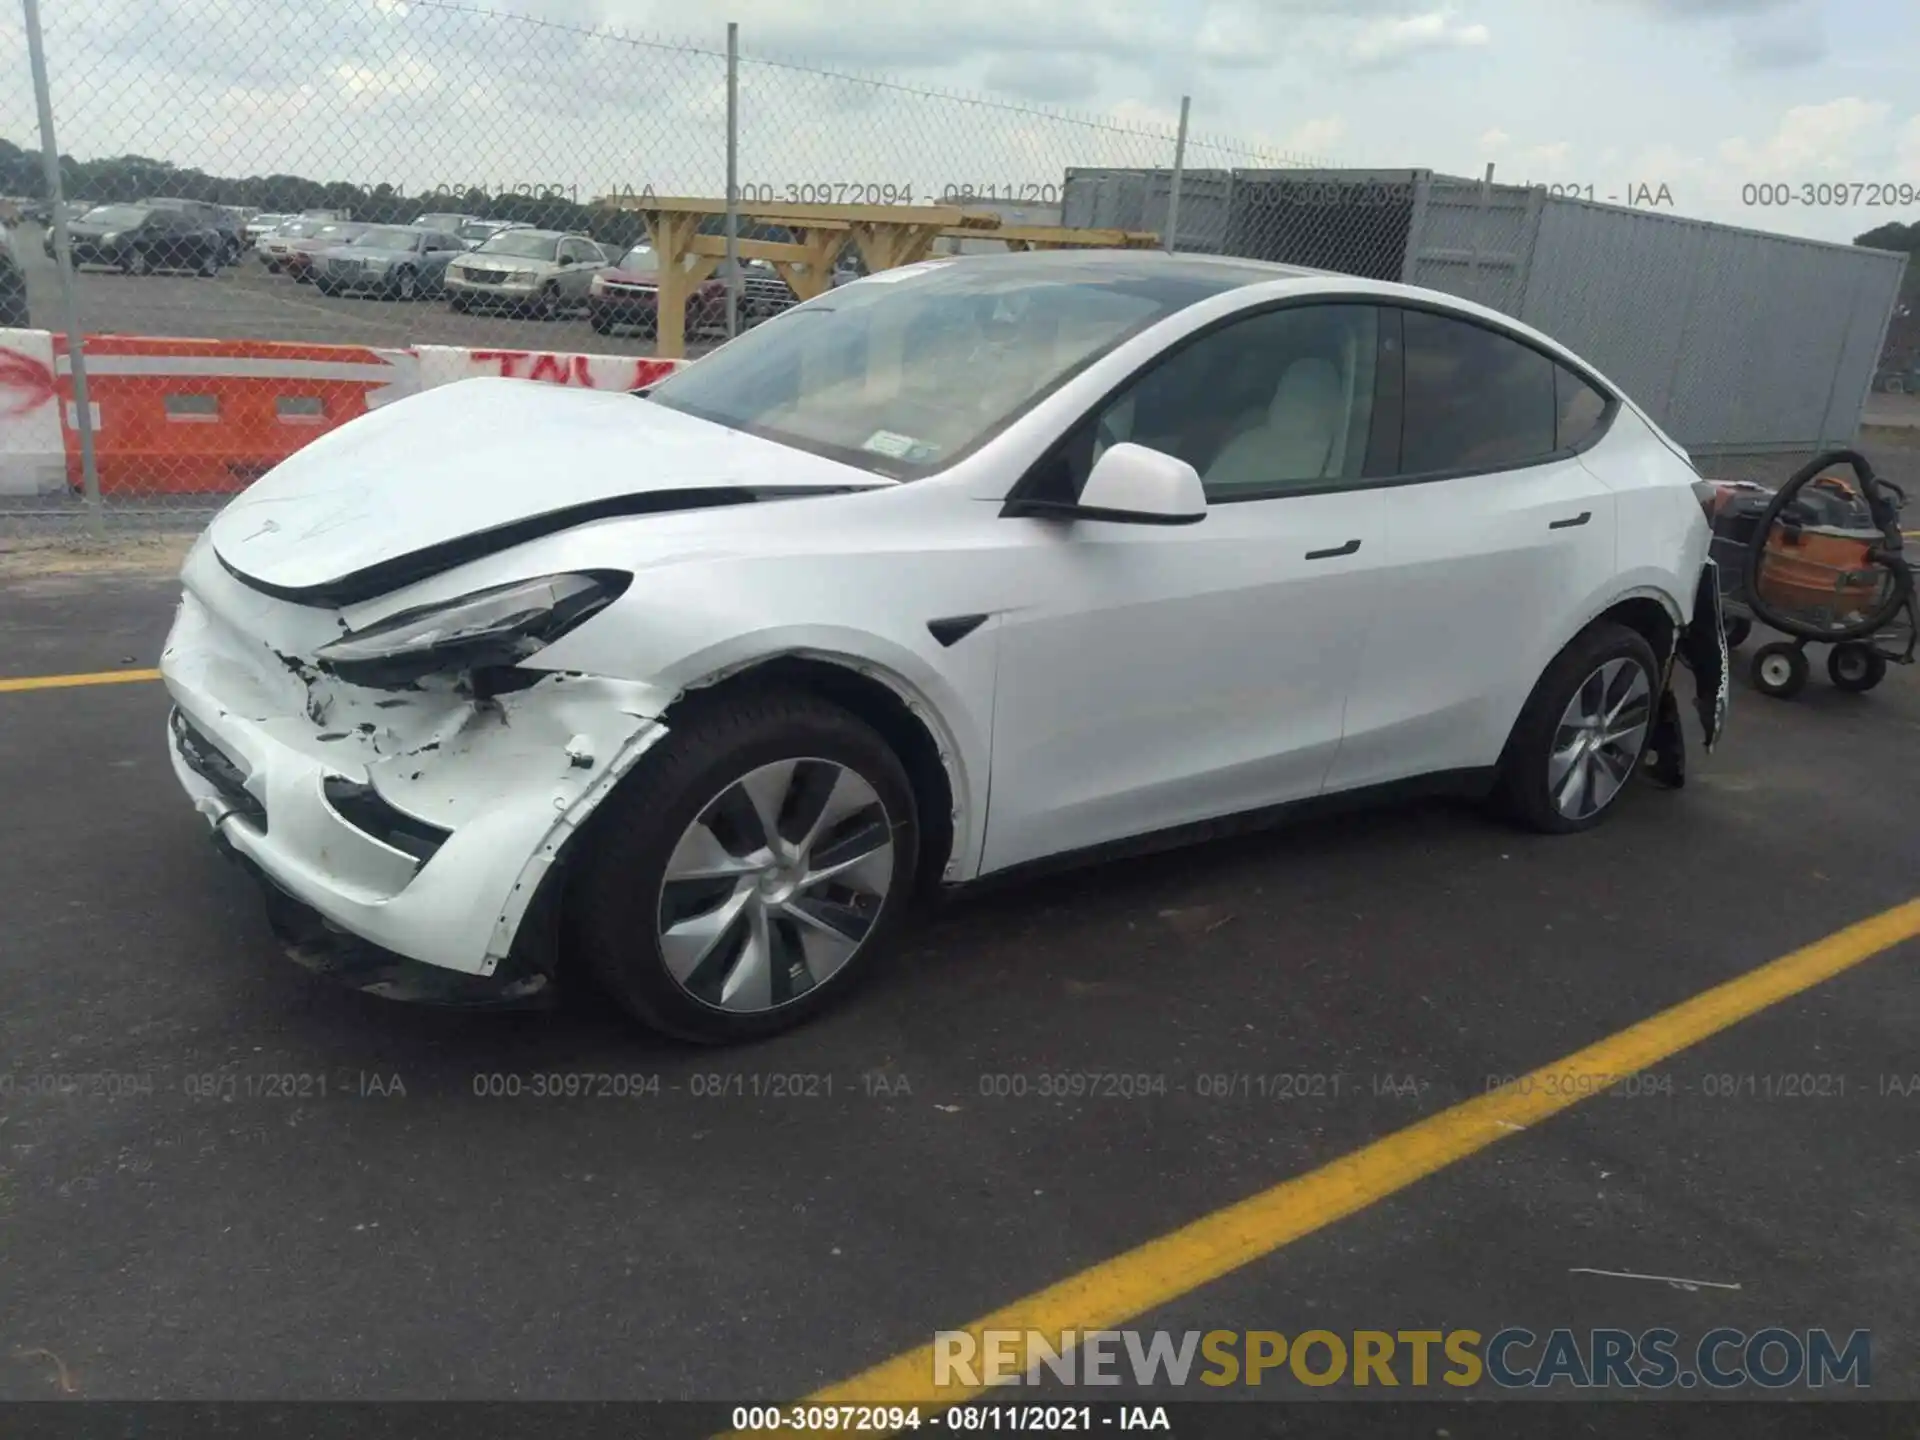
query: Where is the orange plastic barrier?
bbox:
[53,335,419,495]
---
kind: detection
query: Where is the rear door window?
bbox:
[1398,309,1557,475]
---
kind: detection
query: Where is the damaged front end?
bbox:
[161,538,666,1002]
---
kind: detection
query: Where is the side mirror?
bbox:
[1006,443,1207,526]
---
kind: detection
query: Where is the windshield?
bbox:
[617,246,658,273]
[275,219,321,238]
[82,205,150,228]
[415,214,466,229]
[350,227,422,250]
[477,231,559,260]
[646,259,1234,478]
[312,223,368,242]
[457,221,500,241]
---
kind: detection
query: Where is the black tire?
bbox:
[569,687,921,1043]
[391,267,418,301]
[198,249,219,277]
[264,259,282,274]
[1751,641,1808,699]
[1493,621,1661,835]
[589,310,615,335]
[313,278,338,297]
[1722,615,1752,649]
[122,249,150,276]
[537,284,560,319]
[1827,643,1887,693]
[447,294,468,313]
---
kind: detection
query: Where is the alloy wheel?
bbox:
[656,758,894,1014]
[1548,657,1652,821]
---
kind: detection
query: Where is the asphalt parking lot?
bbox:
[3,438,1919,1429]
[12,222,714,357]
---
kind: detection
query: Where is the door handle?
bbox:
[1304,539,1362,560]
[1548,511,1592,530]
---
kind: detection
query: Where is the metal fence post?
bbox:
[1164,96,1190,254]
[1466,162,1494,289]
[21,0,102,536]
[724,21,740,340]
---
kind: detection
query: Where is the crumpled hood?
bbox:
[210,377,891,601]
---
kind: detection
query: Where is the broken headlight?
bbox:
[315,571,630,688]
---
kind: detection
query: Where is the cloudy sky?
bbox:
[2,0,1917,246]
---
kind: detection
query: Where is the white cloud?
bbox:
[1348,10,1491,70]
[1717,97,1892,175]
[1479,127,1510,150]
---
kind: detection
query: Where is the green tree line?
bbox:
[0,137,688,250]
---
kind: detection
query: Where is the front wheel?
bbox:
[122,249,151,276]
[1494,622,1660,834]
[447,293,468,313]
[1751,641,1809,699]
[570,688,920,1042]
[198,250,220,277]
[391,267,418,301]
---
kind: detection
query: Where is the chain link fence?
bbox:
[0,0,1336,532]
[0,0,1906,534]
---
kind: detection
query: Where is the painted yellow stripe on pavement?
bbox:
[0,668,162,693]
[737,898,1920,1431]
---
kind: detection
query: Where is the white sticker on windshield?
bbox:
[862,430,920,459]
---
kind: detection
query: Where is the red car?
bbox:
[588,245,793,335]
[280,222,372,282]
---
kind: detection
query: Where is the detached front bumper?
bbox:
[161,574,667,986]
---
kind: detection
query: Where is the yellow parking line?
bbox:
[741,897,1920,1428]
[0,668,162,693]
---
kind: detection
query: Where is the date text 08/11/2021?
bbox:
[730,1405,1171,1432]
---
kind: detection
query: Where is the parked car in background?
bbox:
[257,216,326,270]
[588,247,796,335]
[313,226,468,300]
[0,220,28,327]
[413,212,479,234]
[443,228,608,316]
[1873,357,1919,394]
[455,218,530,249]
[244,212,289,243]
[280,221,374,282]
[144,197,245,264]
[45,203,224,275]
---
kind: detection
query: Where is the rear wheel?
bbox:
[1751,641,1808,699]
[1828,643,1887,693]
[1494,622,1659,834]
[122,249,150,276]
[570,688,919,1042]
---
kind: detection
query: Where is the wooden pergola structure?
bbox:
[594,195,1160,357]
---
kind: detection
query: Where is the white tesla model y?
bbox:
[163,251,1728,1040]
